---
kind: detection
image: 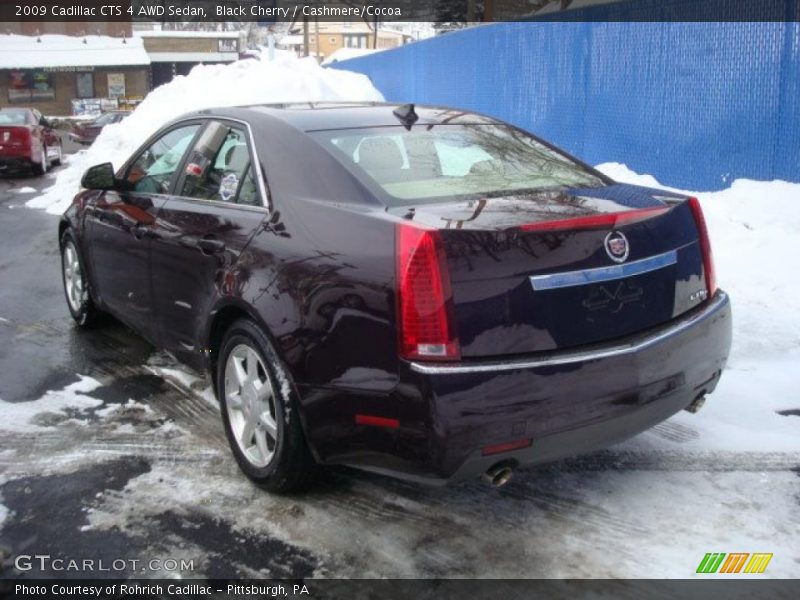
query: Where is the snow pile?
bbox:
[27,55,383,215]
[322,47,379,65]
[597,163,800,455]
[597,163,800,363]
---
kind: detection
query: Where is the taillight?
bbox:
[396,223,460,361]
[687,196,717,298]
[5,127,31,149]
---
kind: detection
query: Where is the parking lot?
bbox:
[0,138,798,580]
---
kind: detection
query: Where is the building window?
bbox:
[344,34,367,49]
[76,72,94,99]
[8,70,55,102]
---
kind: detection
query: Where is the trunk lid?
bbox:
[0,126,32,151]
[390,184,708,358]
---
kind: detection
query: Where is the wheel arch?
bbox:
[205,298,320,461]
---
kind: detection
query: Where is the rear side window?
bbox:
[125,124,200,194]
[179,121,260,206]
[313,124,604,205]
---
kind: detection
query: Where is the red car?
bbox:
[0,107,62,175]
[69,110,130,146]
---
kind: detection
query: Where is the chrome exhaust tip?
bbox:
[685,394,706,414]
[483,463,514,487]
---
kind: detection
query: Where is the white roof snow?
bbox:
[0,34,150,69]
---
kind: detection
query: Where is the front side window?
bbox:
[125,124,200,194]
[313,124,604,205]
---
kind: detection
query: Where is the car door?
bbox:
[85,123,202,341]
[149,119,269,366]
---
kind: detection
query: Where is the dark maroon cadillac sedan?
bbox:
[59,103,732,492]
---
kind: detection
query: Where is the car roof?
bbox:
[187,102,498,132]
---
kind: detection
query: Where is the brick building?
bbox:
[137,30,242,88]
[0,31,149,116]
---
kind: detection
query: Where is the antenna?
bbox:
[392,103,419,130]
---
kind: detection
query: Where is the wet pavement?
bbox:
[0,142,798,580]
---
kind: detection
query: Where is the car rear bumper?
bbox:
[323,290,732,484]
[0,154,35,171]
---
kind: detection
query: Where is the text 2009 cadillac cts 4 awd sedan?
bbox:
[59,103,732,492]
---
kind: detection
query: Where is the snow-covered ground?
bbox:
[595,164,800,456]
[26,55,383,216]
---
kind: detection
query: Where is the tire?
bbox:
[32,148,47,176]
[60,230,100,327]
[216,319,316,493]
[52,143,63,167]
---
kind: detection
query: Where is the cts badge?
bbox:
[604,231,630,263]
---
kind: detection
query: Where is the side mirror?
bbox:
[81,163,117,191]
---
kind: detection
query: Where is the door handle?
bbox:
[195,238,226,255]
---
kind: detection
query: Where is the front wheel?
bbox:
[60,231,100,327]
[217,319,316,493]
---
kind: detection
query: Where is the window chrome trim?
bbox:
[409,291,728,375]
[530,249,678,291]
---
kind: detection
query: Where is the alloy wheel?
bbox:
[62,241,85,313]
[224,344,279,468]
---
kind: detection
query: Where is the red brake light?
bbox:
[687,197,717,298]
[355,414,400,429]
[518,207,670,233]
[396,223,460,361]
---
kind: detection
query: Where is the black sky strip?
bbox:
[4,0,800,23]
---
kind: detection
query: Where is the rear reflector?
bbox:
[518,207,670,233]
[482,439,532,456]
[687,197,717,298]
[396,224,460,361]
[355,414,400,429]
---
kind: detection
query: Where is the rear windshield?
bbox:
[311,124,604,205]
[0,109,30,125]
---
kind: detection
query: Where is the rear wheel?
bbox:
[60,231,100,327]
[52,143,63,167]
[217,319,316,493]
[32,148,47,176]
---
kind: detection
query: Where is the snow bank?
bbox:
[596,163,800,364]
[27,55,383,215]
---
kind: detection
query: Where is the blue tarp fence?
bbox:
[331,6,800,190]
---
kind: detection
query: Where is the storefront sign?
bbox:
[107,73,126,99]
[43,66,95,73]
